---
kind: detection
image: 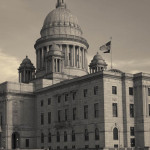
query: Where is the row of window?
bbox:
[112,103,134,117]
[41,103,135,125]
[41,104,99,125]
[112,86,134,95]
[41,87,150,107]
[41,128,118,144]
[41,86,135,107]
[45,145,100,150]
[40,86,99,106]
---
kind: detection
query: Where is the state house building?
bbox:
[0,0,150,149]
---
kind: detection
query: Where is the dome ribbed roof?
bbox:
[41,4,82,37]
[90,53,107,67]
[19,56,35,69]
[44,8,78,27]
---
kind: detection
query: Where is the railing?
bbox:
[35,34,89,48]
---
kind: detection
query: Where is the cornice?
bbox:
[34,34,89,49]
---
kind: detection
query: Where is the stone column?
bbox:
[24,70,26,82]
[78,47,81,68]
[59,44,62,51]
[41,47,44,68]
[38,49,41,69]
[52,57,54,72]
[82,48,85,69]
[75,46,77,67]
[85,49,87,71]
[66,45,69,66]
[73,45,75,67]
[56,59,58,72]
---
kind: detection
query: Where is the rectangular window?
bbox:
[149,104,150,116]
[130,104,134,117]
[94,103,99,118]
[130,127,134,136]
[112,103,118,117]
[58,110,62,122]
[94,86,98,95]
[84,105,88,119]
[26,139,29,148]
[112,86,117,94]
[65,94,69,102]
[148,88,150,96]
[41,100,44,107]
[58,96,61,103]
[41,113,44,125]
[48,112,51,124]
[73,108,76,120]
[129,87,133,95]
[131,138,135,147]
[84,89,88,97]
[114,145,118,148]
[73,92,76,100]
[65,109,68,121]
[48,98,51,105]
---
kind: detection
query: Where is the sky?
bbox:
[0,0,150,83]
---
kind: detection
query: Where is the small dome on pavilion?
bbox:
[89,52,107,67]
[50,44,60,51]
[19,56,35,70]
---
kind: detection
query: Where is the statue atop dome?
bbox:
[56,0,66,8]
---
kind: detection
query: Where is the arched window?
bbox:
[113,128,118,140]
[84,129,89,141]
[48,132,51,143]
[64,131,67,142]
[95,128,99,140]
[41,133,44,143]
[57,131,60,142]
[72,130,75,141]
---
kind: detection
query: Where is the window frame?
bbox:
[84,105,88,119]
[130,127,135,136]
[113,128,118,140]
[130,104,134,118]
[129,87,133,95]
[84,89,88,97]
[112,86,117,94]
[112,103,118,117]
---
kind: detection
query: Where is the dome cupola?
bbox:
[18,56,35,83]
[34,0,89,82]
[89,52,107,73]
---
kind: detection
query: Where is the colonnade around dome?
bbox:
[36,43,88,79]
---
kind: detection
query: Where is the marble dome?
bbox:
[40,2,82,37]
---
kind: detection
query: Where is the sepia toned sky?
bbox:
[0,0,150,82]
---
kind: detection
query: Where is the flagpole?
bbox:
[110,37,113,69]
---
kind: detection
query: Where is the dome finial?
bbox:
[56,0,66,8]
